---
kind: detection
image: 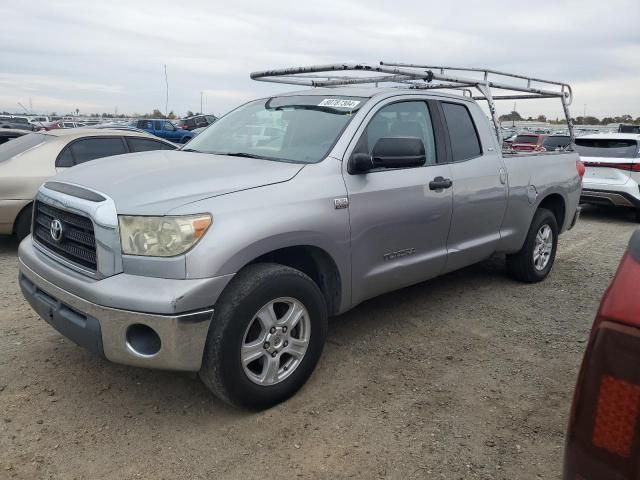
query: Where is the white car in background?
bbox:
[578,133,640,221]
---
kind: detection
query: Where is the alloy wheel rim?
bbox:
[241,297,311,386]
[533,224,553,271]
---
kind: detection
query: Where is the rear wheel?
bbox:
[634,209,640,223]
[506,208,558,283]
[14,206,32,242]
[199,263,328,410]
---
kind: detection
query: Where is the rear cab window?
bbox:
[574,138,639,158]
[441,102,482,161]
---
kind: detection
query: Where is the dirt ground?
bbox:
[0,205,637,480]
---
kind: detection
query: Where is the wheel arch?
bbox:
[13,201,33,235]
[537,192,566,231]
[239,245,343,316]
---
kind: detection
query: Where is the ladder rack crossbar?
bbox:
[250,61,575,142]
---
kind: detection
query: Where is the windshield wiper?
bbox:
[181,148,201,153]
[218,152,267,159]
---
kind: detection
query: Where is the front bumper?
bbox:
[19,260,213,371]
[18,239,235,371]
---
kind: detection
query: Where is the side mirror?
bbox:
[349,137,426,174]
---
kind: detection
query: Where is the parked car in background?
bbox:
[0,129,28,145]
[564,228,640,480]
[176,114,218,131]
[511,133,546,152]
[542,134,571,152]
[0,116,34,131]
[36,120,80,131]
[577,133,640,221]
[0,129,176,240]
[135,119,194,143]
[29,116,50,125]
[17,63,583,409]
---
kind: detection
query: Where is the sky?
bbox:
[1,0,639,120]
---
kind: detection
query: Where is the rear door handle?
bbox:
[429,176,453,191]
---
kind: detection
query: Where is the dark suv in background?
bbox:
[177,114,217,131]
[542,134,571,152]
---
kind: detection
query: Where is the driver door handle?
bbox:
[429,176,453,191]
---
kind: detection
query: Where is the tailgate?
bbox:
[576,138,639,186]
[582,156,633,186]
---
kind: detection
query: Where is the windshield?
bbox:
[574,138,639,158]
[183,95,366,163]
[0,133,49,162]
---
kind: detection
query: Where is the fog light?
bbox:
[126,324,161,357]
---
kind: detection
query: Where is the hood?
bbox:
[52,150,305,214]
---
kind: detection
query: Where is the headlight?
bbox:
[118,214,212,257]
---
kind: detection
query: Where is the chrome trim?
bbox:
[33,241,98,279]
[36,182,122,279]
[20,258,213,371]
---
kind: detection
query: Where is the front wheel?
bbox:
[506,208,558,283]
[199,263,328,409]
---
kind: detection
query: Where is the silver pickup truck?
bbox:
[18,63,582,409]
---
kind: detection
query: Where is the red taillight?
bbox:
[582,161,640,172]
[592,375,640,457]
[564,239,640,479]
[576,160,586,178]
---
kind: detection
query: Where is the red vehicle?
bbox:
[564,229,640,479]
[511,133,546,152]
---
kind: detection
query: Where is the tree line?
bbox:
[498,111,640,126]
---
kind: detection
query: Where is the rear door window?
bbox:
[126,137,176,152]
[69,137,127,165]
[574,139,639,158]
[441,102,482,161]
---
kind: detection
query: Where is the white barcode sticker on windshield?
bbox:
[318,98,361,108]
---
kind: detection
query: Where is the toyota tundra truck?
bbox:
[18,62,583,409]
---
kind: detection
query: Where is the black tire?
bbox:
[506,208,558,283]
[634,209,640,223]
[199,263,328,410]
[14,206,32,242]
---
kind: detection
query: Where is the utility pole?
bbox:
[200,91,203,114]
[164,64,169,117]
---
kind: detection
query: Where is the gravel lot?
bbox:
[0,205,637,480]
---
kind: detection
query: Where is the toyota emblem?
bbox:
[50,219,63,242]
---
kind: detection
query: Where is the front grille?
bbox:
[33,201,97,271]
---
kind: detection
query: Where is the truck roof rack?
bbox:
[250,62,575,143]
